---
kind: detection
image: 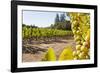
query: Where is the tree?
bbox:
[50,24,54,29]
[53,13,71,30]
[55,14,60,23]
[60,13,66,22]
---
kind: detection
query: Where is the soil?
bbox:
[22,37,76,62]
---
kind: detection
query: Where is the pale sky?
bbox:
[22,10,70,27]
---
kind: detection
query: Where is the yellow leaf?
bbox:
[59,46,74,61]
[42,47,56,61]
[85,29,90,42]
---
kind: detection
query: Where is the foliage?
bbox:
[42,45,73,61]
[42,47,56,61]
[22,26,73,40]
[55,14,60,23]
[52,21,71,30]
[58,46,73,60]
[60,13,66,22]
[53,13,71,30]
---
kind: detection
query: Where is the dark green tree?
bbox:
[60,13,66,22]
[55,14,60,23]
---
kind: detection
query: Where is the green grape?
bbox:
[85,30,90,41]
[76,45,81,50]
[77,30,80,34]
[73,56,78,60]
[76,40,81,45]
[73,51,77,56]
[74,36,81,41]
[85,55,90,59]
[78,52,85,59]
[80,46,88,53]
[83,41,88,47]
[76,50,81,55]
[73,30,76,34]
[69,12,90,60]
[72,21,77,25]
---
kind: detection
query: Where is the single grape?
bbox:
[73,51,77,56]
[76,40,81,45]
[81,45,88,53]
[76,50,81,55]
[74,36,81,41]
[83,41,88,47]
[76,45,81,50]
[74,56,78,60]
[78,52,85,59]
[77,30,80,34]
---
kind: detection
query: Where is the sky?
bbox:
[22,10,70,27]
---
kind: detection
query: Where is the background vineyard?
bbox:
[22,26,73,41]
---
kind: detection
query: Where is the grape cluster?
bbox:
[69,13,90,60]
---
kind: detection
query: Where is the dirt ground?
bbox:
[22,38,76,62]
